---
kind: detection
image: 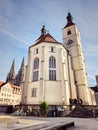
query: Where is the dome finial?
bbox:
[41,24,47,35]
[64,11,75,28]
[66,11,73,24]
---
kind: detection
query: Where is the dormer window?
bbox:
[67,30,71,35]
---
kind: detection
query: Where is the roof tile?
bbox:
[35,33,58,45]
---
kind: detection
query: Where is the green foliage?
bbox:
[39,101,49,115]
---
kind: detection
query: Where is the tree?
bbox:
[39,101,49,116]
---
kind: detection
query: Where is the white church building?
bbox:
[6,12,96,109]
[22,12,96,107]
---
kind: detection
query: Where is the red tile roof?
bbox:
[35,33,58,45]
[0,81,21,90]
[0,81,5,87]
[11,84,21,89]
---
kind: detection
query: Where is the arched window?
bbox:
[49,57,56,80]
[33,58,39,81]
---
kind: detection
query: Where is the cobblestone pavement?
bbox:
[21,116,98,130]
[0,114,98,130]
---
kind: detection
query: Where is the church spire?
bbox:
[6,59,15,84]
[64,11,75,28]
[15,57,25,86]
[11,59,15,74]
[21,57,24,68]
[41,25,47,35]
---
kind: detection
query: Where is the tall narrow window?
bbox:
[51,47,54,52]
[49,46,56,53]
[33,58,39,81]
[49,57,56,68]
[49,57,56,80]
[34,58,39,70]
[33,71,39,81]
[36,48,38,54]
[31,88,37,97]
[34,48,39,54]
[67,30,71,35]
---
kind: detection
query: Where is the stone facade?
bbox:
[22,12,96,106]
[62,12,91,104]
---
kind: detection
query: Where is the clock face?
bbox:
[67,39,74,46]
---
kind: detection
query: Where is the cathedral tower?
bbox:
[15,57,25,87]
[6,59,15,84]
[62,12,90,104]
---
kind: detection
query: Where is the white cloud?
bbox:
[0,26,30,47]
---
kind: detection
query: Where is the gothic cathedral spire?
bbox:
[6,59,15,84]
[15,57,25,86]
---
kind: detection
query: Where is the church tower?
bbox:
[62,12,90,104]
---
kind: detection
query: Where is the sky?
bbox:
[0,0,98,86]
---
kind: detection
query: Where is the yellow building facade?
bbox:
[0,81,21,105]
